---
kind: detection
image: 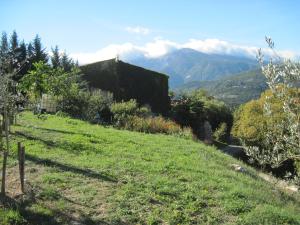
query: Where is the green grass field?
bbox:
[0,112,299,224]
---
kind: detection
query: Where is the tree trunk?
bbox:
[1,108,9,196]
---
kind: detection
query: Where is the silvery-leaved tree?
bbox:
[247,37,300,169]
[0,52,25,195]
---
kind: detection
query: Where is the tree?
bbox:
[171,90,232,140]
[235,38,300,174]
[51,45,61,68]
[9,30,18,52]
[0,53,21,196]
[20,62,52,101]
[0,32,8,59]
[61,51,74,72]
[31,35,48,63]
[27,42,34,58]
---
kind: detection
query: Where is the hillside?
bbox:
[80,59,170,114]
[130,48,259,88]
[0,112,299,224]
[176,69,267,107]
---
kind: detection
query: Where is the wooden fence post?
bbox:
[18,142,25,193]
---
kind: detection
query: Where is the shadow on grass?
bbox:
[15,131,103,155]
[0,187,112,225]
[26,154,117,183]
[31,126,90,136]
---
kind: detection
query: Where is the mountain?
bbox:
[176,69,268,107]
[129,48,259,88]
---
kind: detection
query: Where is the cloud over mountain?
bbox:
[71,38,297,65]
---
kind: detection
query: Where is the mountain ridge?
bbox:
[129,48,259,88]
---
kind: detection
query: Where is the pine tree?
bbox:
[19,41,27,62]
[15,41,28,79]
[27,43,34,58]
[32,35,48,63]
[0,32,9,59]
[51,45,61,68]
[61,51,74,72]
[10,30,18,52]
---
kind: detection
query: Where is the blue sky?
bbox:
[1,0,299,63]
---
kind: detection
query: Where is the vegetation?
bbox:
[176,69,268,107]
[0,112,299,224]
[171,90,232,141]
[233,38,300,178]
[213,122,228,143]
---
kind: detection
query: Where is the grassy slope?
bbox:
[0,112,299,224]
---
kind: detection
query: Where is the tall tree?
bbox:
[61,51,74,72]
[27,42,34,59]
[0,32,8,60]
[14,40,29,80]
[51,45,61,68]
[19,41,27,62]
[31,35,48,63]
[10,30,19,52]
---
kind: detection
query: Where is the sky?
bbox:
[1,0,299,64]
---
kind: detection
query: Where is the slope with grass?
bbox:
[0,112,300,224]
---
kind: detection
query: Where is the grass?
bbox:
[0,112,299,224]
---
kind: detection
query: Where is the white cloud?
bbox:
[70,38,298,65]
[125,26,151,35]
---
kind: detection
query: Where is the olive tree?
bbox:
[245,37,300,169]
[0,51,25,196]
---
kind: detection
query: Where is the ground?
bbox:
[0,112,300,224]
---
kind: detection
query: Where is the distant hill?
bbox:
[129,48,259,88]
[80,59,170,114]
[176,69,268,107]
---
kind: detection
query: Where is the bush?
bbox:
[123,115,193,138]
[110,99,150,127]
[58,88,114,123]
[57,86,90,119]
[213,122,228,143]
[84,90,113,123]
[171,90,233,140]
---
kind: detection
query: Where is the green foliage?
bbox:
[213,122,228,143]
[31,35,48,64]
[123,115,193,138]
[20,61,83,101]
[110,99,150,126]
[234,39,300,175]
[171,89,233,139]
[233,88,300,175]
[51,45,60,68]
[0,209,25,225]
[19,62,52,99]
[84,90,114,123]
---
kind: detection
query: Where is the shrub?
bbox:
[213,122,228,143]
[171,90,233,140]
[57,87,114,123]
[123,115,193,138]
[57,86,90,119]
[84,90,113,123]
[110,99,150,127]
